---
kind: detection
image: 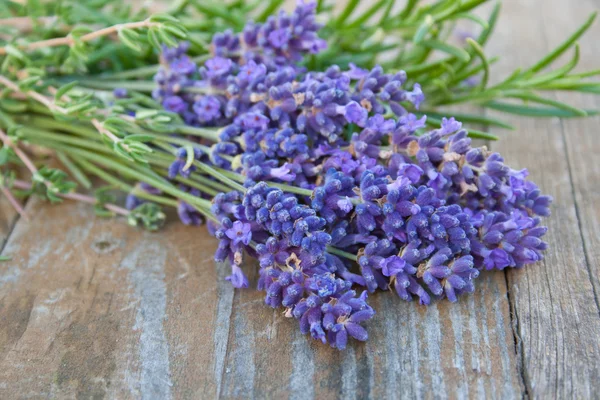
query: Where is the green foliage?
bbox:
[32,166,77,203]
[0,0,599,226]
[128,202,166,231]
[93,186,117,217]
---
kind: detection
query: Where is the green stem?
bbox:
[75,79,216,95]
[97,54,211,80]
[327,246,358,262]
[175,125,221,141]
[194,161,246,193]
[33,142,212,210]
[73,157,179,208]
[56,151,92,189]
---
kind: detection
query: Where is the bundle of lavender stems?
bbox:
[120,2,552,350]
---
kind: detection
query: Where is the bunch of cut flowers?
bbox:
[0,0,597,349]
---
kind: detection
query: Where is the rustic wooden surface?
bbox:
[1,0,600,398]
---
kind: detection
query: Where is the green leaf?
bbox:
[64,100,94,115]
[413,15,435,44]
[477,2,500,47]
[524,12,597,75]
[518,45,580,88]
[183,144,195,172]
[466,38,489,90]
[128,202,166,231]
[465,127,499,140]
[157,28,178,48]
[0,255,11,262]
[257,0,285,22]
[0,99,28,113]
[127,142,153,153]
[403,57,452,74]
[4,45,26,61]
[124,134,155,142]
[70,25,94,37]
[103,117,130,131]
[485,101,598,118]
[135,109,159,120]
[346,0,389,29]
[149,13,180,23]
[419,39,470,62]
[398,0,419,19]
[0,147,12,165]
[55,81,79,101]
[118,28,142,52]
[451,12,489,30]
[570,68,600,79]
[508,92,587,116]
[419,110,514,130]
[539,81,600,93]
[336,0,360,27]
[360,29,386,51]
[162,23,188,39]
[113,141,135,161]
[18,76,41,91]
[147,29,161,50]
[378,0,396,25]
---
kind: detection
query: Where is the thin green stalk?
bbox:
[17,115,99,140]
[150,142,243,192]
[75,79,217,95]
[98,54,210,80]
[74,156,179,208]
[172,175,220,196]
[19,128,111,154]
[33,143,212,210]
[56,151,92,189]
[327,246,357,261]
[175,125,221,141]
[194,161,246,193]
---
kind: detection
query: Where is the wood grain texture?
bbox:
[0,197,522,399]
[486,0,600,397]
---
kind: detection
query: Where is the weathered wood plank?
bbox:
[0,199,232,398]
[217,268,521,399]
[541,0,600,312]
[0,200,523,397]
[487,0,600,397]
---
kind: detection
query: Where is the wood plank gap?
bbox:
[504,269,532,398]
[482,102,531,397]
[555,116,600,315]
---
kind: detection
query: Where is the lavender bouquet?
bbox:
[0,1,594,349]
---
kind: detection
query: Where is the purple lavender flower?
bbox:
[225,221,253,247]
[113,88,128,98]
[162,96,187,114]
[170,55,196,75]
[150,2,553,352]
[193,96,222,123]
[226,264,249,288]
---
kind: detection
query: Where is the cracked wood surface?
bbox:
[488,0,600,398]
[0,0,599,398]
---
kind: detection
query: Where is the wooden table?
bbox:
[1,1,599,398]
